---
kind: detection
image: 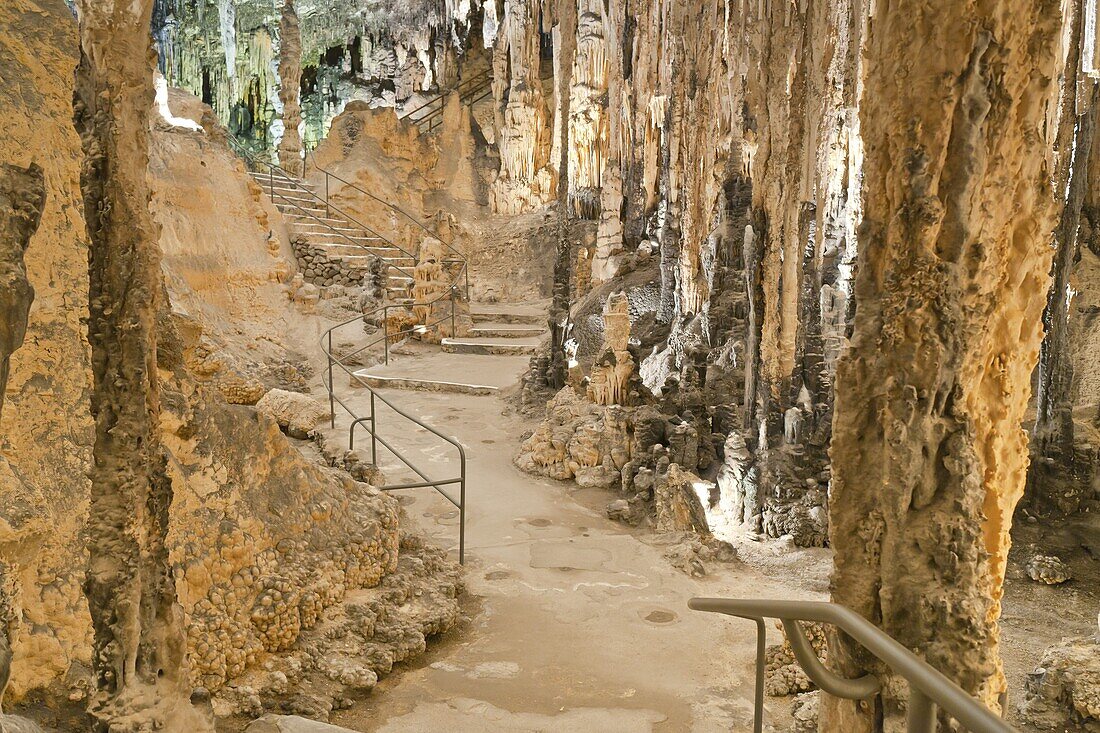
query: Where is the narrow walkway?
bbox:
[314,324,830,732]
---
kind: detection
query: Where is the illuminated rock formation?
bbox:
[489,0,554,214]
[823,0,1062,726]
[586,292,633,407]
[277,0,303,176]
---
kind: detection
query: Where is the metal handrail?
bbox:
[230,135,470,563]
[688,598,1018,733]
[401,68,492,127]
[418,78,494,134]
[228,137,421,287]
[322,285,467,563]
[302,156,471,301]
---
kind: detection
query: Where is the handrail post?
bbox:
[369,391,377,465]
[450,287,456,337]
[751,617,765,733]
[325,172,330,218]
[907,688,936,733]
[459,449,466,564]
[327,331,335,429]
[383,306,390,365]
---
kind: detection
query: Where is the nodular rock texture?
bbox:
[823,0,1062,727]
[2,1,460,727]
[73,0,214,727]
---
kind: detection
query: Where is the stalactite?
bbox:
[73,0,211,728]
[823,0,1062,727]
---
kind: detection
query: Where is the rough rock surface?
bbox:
[824,0,1062,726]
[255,389,330,439]
[1026,555,1074,585]
[0,4,461,721]
[1020,636,1100,732]
[0,0,96,700]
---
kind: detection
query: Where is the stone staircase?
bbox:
[251,169,416,297]
[351,301,548,394]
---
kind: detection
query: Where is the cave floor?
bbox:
[313,359,833,732]
[303,339,1095,732]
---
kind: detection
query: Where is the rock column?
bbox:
[277,0,303,177]
[824,0,1061,727]
[73,0,211,729]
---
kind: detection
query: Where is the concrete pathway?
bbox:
[314,337,830,732]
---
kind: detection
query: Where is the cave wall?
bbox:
[0,1,408,715]
[0,0,96,700]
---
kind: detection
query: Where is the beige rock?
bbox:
[255,389,329,439]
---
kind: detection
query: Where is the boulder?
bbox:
[255,389,329,439]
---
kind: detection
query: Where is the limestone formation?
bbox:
[1020,635,1100,731]
[73,0,214,728]
[1026,555,1073,585]
[0,164,44,422]
[823,0,1062,726]
[277,0,304,177]
[255,389,329,439]
[489,0,555,214]
[586,293,633,406]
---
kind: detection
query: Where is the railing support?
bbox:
[907,688,937,733]
[450,287,456,337]
[369,391,377,465]
[327,331,335,429]
[688,598,1018,733]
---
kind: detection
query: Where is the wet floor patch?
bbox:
[529,542,613,572]
[484,570,511,581]
[644,609,677,624]
[526,517,552,527]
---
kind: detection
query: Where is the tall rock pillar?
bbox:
[278,0,303,177]
[73,0,211,729]
[824,0,1061,728]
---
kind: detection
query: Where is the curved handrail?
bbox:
[321,284,468,563]
[688,598,1017,733]
[302,156,470,300]
[229,137,421,286]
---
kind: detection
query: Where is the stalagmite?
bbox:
[824,0,1062,728]
[277,0,303,177]
[587,292,634,406]
[73,0,212,728]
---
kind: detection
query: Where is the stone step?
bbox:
[291,222,373,236]
[440,336,540,355]
[295,232,385,246]
[351,372,500,395]
[469,302,548,326]
[245,714,357,732]
[351,353,529,395]
[275,203,329,219]
[469,323,547,338]
[250,171,311,187]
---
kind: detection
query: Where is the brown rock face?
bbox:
[824,0,1062,727]
[73,0,209,728]
[0,163,44,422]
